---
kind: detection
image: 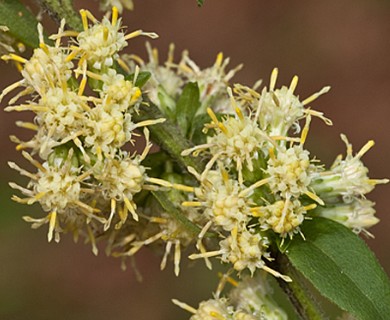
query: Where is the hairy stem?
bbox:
[270,250,325,320]
[35,0,82,30]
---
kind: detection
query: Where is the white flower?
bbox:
[1,21,72,102]
[182,90,270,184]
[254,198,310,238]
[229,274,288,320]
[173,298,233,320]
[255,68,331,137]
[95,152,146,227]
[76,12,128,70]
[8,150,103,244]
[194,169,252,231]
[178,51,242,114]
[311,134,389,203]
[85,102,136,157]
[219,227,270,275]
[315,199,379,236]
[266,145,313,198]
[99,68,142,109]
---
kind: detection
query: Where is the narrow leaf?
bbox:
[151,190,201,236]
[285,217,390,320]
[125,71,151,88]
[176,82,200,136]
[0,0,40,48]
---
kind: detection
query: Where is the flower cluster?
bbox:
[179,68,387,277]
[1,8,163,253]
[2,5,388,319]
[173,272,287,320]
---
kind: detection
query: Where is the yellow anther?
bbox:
[218,122,228,134]
[39,42,49,55]
[235,106,244,121]
[167,43,175,64]
[270,67,278,91]
[182,201,202,207]
[103,26,109,41]
[269,147,275,160]
[357,140,375,159]
[172,184,195,192]
[78,76,87,96]
[289,75,299,93]
[111,6,119,26]
[80,9,89,31]
[207,107,219,125]
[48,211,57,242]
[116,57,131,74]
[215,52,223,67]
[300,115,311,145]
[2,53,27,64]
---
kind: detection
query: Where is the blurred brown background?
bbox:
[1,0,389,319]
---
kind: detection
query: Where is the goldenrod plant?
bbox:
[1,1,389,319]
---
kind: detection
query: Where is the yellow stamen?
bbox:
[134,118,166,128]
[304,203,317,211]
[305,191,324,206]
[210,312,225,320]
[103,26,109,42]
[300,114,311,145]
[1,53,27,64]
[357,140,375,159]
[167,43,175,64]
[15,121,38,131]
[171,299,197,315]
[48,211,57,242]
[215,52,223,67]
[65,49,80,62]
[39,42,50,55]
[239,178,270,197]
[172,184,195,192]
[302,86,331,106]
[116,57,131,74]
[111,6,119,26]
[150,217,168,224]
[182,201,202,207]
[124,197,138,221]
[269,147,276,160]
[86,224,98,255]
[78,76,87,96]
[218,122,228,134]
[270,67,278,91]
[22,151,46,172]
[207,107,219,125]
[289,75,299,93]
[80,9,89,31]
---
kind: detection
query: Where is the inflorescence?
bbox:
[1,6,387,319]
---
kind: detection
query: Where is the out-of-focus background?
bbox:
[1,0,389,319]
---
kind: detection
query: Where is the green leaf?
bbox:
[125,71,151,88]
[133,101,205,173]
[285,217,390,320]
[197,0,205,7]
[175,82,200,136]
[0,0,40,48]
[151,190,201,236]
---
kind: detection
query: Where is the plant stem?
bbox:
[270,250,325,320]
[35,0,82,30]
[134,102,205,173]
